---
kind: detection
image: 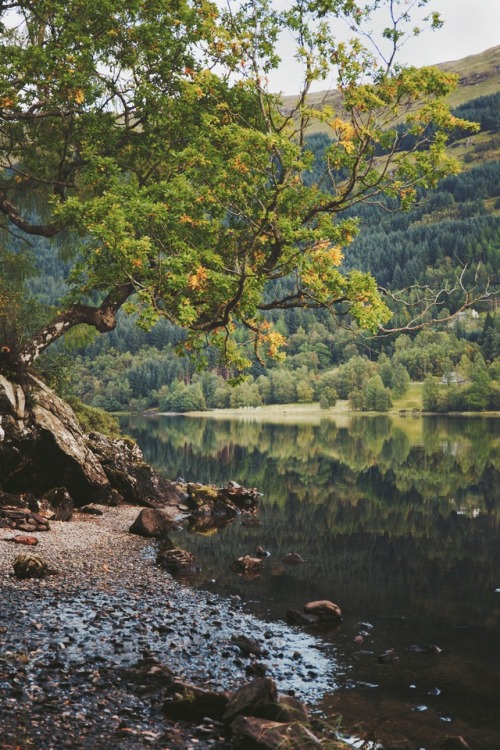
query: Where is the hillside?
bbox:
[281,44,500,112]
[280,45,500,144]
[10,47,500,414]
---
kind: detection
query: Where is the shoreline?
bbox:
[136,401,500,426]
[0,504,339,749]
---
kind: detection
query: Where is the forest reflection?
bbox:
[122,413,500,747]
[122,414,499,626]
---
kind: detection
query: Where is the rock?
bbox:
[405,644,442,654]
[12,554,51,579]
[129,508,182,538]
[223,677,278,723]
[439,738,471,750]
[4,535,39,546]
[164,681,229,722]
[231,635,264,657]
[377,648,399,663]
[245,662,268,678]
[1,374,189,508]
[79,505,104,515]
[303,600,342,621]
[88,431,185,508]
[274,694,309,723]
[255,546,271,558]
[218,482,261,512]
[282,552,306,565]
[285,610,320,627]
[0,375,108,502]
[230,556,264,574]
[230,715,322,749]
[0,505,50,532]
[120,655,174,695]
[42,487,74,521]
[156,547,199,578]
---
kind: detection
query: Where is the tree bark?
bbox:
[0,191,61,237]
[15,283,135,368]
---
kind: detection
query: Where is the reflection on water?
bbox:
[121,413,500,750]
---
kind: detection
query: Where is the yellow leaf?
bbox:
[188,265,208,290]
[74,89,85,104]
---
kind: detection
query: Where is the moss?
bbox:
[66,396,121,437]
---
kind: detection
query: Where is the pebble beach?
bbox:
[0,505,337,749]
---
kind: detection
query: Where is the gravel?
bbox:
[0,505,338,749]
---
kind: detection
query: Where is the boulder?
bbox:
[230,555,264,574]
[12,554,51,579]
[230,715,321,749]
[129,508,182,538]
[164,681,229,722]
[223,677,278,723]
[156,546,199,578]
[282,552,306,565]
[231,635,264,657]
[304,600,342,621]
[274,694,309,723]
[218,481,261,512]
[88,432,184,508]
[286,610,320,627]
[0,375,109,503]
[79,505,104,516]
[0,374,188,508]
[42,487,74,521]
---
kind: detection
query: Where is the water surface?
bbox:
[122,412,500,750]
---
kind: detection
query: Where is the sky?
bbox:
[268,0,500,94]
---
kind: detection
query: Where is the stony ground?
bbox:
[0,505,337,749]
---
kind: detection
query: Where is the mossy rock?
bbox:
[12,554,50,579]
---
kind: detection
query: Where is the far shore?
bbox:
[139,400,500,425]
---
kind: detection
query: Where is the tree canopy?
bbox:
[0,0,477,375]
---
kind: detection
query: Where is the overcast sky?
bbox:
[267,0,500,94]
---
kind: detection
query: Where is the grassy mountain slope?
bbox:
[281,45,500,146]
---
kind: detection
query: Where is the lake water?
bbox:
[122,412,500,750]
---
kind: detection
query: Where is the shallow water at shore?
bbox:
[0,506,340,748]
[122,412,500,750]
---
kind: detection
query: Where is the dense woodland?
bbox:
[0,6,498,415]
[17,90,497,416]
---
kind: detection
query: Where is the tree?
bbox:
[391,363,410,398]
[464,359,491,411]
[332,355,376,399]
[363,374,392,411]
[422,376,441,411]
[319,387,338,410]
[0,0,478,378]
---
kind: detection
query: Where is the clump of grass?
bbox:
[66,396,121,437]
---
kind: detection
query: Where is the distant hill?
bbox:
[280,46,500,163]
[280,44,500,129]
[438,45,500,108]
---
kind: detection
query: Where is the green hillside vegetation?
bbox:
[281,45,500,135]
[58,60,500,416]
[2,33,499,415]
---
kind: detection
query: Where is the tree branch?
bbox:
[15,283,135,367]
[0,191,61,237]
